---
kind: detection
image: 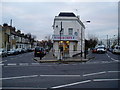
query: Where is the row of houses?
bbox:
[0,23,35,51]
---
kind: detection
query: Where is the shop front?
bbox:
[52,35,80,59]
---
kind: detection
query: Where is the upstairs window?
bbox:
[68,28,73,35]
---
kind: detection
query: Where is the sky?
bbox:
[1,0,119,41]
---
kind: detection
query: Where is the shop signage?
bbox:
[52,35,78,41]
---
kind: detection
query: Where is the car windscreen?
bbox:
[35,47,43,51]
[98,47,105,49]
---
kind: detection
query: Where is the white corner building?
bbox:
[52,12,85,59]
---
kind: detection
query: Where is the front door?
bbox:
[63,41,69,58]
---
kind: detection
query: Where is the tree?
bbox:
[3,23,8,27]
[85,34,98,50]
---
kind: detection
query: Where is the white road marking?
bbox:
[1,75,38,80]
[7,63,17,66]
[19,63,29,66]
[93,78,120,82]
[40,75,81,77]
[106,54,110,58]
[106,53,119,62]
[2,87,47,89]
[83,71,106,77]
[111,58,119,62]
[31,63,40,65]
[1,59,118,67]
[107,71,120,73]
[51,80,91,89]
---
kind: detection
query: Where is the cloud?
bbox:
[1,2,118,40]
[2,0,119,2]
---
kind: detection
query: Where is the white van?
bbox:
[113,45,120,54]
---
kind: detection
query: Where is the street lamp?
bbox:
[83,20,90,59]
[59,22,63,61]
[118,27,120,45]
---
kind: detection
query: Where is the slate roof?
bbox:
[58,12,76,17]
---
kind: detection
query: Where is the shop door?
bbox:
[63,41,69,58]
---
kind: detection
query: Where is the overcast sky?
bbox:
[1,0,119,40]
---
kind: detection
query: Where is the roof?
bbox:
[58,12,76,17]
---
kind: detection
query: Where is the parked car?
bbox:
[34,47,46,60]
[108,48,113,52]
[113,45,120,54]
[31,48,35,51]
[0,49,7,57]
[7,49,17,55]
[16,48,22,54]
[21,48,27,53]
[27,48,33,52]
[92,48,97,53]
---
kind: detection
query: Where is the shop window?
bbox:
[73,43,77,51]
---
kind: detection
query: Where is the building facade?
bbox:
[52,12,85,59]
[0,24,35,51]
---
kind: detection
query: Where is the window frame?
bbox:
[68,28,73,35]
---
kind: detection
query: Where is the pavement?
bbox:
[34,50,90,63]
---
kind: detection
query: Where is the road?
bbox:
[1,51,120,89]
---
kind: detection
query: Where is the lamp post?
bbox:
[82,21,90,59]
[118,27,120,46]
[107,35,108,49]
[59,22,63,61]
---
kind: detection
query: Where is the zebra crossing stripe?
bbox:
[7,63,17,66]
[19,63,29,66]
[31,63,40,65]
